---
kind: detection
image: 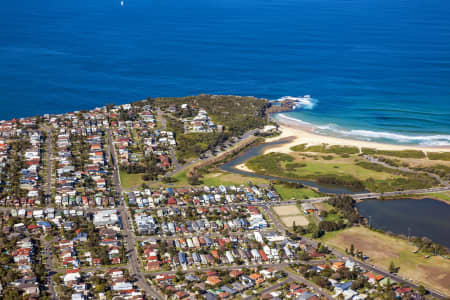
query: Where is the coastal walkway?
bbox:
[362,154,450,187]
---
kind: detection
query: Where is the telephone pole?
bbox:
[408,227,411,243]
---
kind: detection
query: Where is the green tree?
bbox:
[417,285,427,296]
[95,283,107,293]
[389,261,396,273]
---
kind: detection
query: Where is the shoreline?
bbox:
[371,193,450,205]
[235,163,253,173]
[266,113,450,154]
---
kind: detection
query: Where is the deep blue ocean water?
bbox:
[1,0,450,145]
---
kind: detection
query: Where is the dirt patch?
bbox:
[324,227,450,295]
[332,231,402,262]
[281,215,309,227]
[414,258,450,295]
[273,205,301,216]
[207,173,222,177]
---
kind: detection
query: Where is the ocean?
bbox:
[1,0,450,145]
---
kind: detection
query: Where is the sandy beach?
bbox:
[235,163,253,172]
[265,115,450,155]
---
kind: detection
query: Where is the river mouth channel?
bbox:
[219,139,363,194]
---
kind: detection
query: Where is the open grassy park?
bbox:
[121,166,271,190]
[273,183,323,200]
[320,226,450,295]
[201,171,269,186]
[426,191,450,203]
[247,151,397,181]
[245,146,440,192]
[120,170,147,190]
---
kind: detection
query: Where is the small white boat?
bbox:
[121,1,124,6]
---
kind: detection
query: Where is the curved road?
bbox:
[363,154,449,187]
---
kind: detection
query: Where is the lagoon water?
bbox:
[1,0,450,145]
[356,198,450,248]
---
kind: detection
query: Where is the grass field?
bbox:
[426,191,450,203]
[246,152,401,181]
[202,171,269,186]
[144,168,270,189]
[172,169,189,185]
[321,227,450,295]
[120,170,146,190]
[273,205,309,227]
[273,184,322,200]
[171,169,269,187]
[313,202,346,223]
[281,153,399,181]
[362,148,426,159]
[246,151,439,192]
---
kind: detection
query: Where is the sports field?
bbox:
[273,205,309,227]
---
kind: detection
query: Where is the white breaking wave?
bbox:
[419,140,450,146]
[343,129,450,144]
[276,113,450,146]
[276,113,314,126]
[276,95,318,110]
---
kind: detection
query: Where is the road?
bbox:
[164,126,259,178]
[142,259,331,276]
[42,126,57,299]
[284,268,335,299]
[262,205,288,235]
[44,126,53,204]
[107,128,164,300]
[0,186,447,214]
[347,253,447,299]
[156,108,180,173]
[243,278,293,300]
[363,154,449,187]
[135,229,278,241]
[42,237,57,299]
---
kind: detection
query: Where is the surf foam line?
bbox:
[276,113,450,146]
[274,96,318,110]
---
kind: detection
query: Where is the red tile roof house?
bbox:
[229,269,243,278]
[111,257,121,264]
[146,261,161,271]
[287,288,307,298]
[92,258,101,266]
[175,291,189,299]
[249,273,265,285]
[206,276,222,286]
[364,272,384,284]
[167,198,177,206]
[395,287,412,297]
[159,155,171,168]
[27,224,41,234]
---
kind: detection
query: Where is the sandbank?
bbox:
[265,116,450,155]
